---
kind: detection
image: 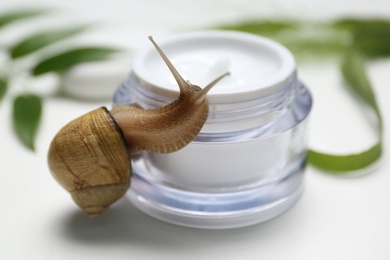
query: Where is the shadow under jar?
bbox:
[113,30,312,229]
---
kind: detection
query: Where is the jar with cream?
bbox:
[113,30,312,229]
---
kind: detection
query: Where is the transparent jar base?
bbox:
[127,158,305,229]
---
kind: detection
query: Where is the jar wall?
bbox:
[113,75,311,191]
[144,134,292,190]
[124,84,311,187]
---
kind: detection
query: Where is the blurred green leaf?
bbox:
[354,26,390,58]
[308,144,382,173]
[333,19,390,58]
[10,25,89,58]
[0,75,7,102]
[341,47,382,118]
[282,37,347,58]
[215,20,348,58]
[216,20,300,35]
[308,47,383,173]
[13,94,42,150]
[0,9,47,29]
[32,47,120,75]
[332,18,390,31]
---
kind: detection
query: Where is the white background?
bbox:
[1,0,390,259]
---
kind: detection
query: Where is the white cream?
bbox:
[132,31,295,100]
[113,31,312,228]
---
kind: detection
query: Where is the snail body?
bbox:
[48,36,229,215]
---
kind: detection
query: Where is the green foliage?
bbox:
[282,37,348,58]
[12,95,42,150]
[0,75,7,102]
[0,8,121,150]
[9,25,89,58]
[307,48,383,172]
[341,48,381,120]
[217,18,390,60]
[217,20,300,35]
[333,19,390,58]
[32,47,120,75]
[0,9,47,28]
[216,21,348,58]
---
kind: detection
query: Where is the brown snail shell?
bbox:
[48,107,131,215]
[48,36,229,215]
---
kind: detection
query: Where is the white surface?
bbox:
[1,1,390,260]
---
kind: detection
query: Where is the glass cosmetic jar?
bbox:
[113,30,312,229]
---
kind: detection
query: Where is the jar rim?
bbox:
[132,30,296,103]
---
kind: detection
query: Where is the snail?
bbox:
[47,36,230,215]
